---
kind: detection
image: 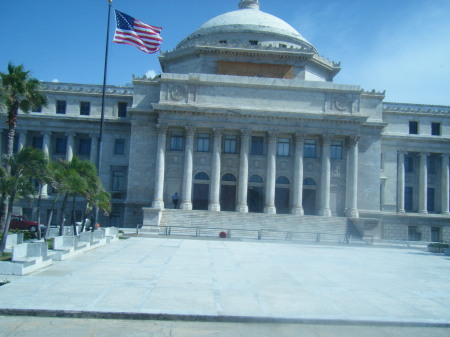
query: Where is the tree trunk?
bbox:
[0,194,7,233]
[71,195,77,235]
[44,194,59,241]
[0,191,15,255]
[36,184,43,240]
[58,192,69,236]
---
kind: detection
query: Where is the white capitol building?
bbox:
[4,0,450,242]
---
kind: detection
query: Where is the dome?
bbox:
[176,0,316,52]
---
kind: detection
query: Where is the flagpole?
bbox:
[94,0,113,230]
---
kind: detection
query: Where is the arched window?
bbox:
[249,175,263,183]
[276,176,290,185]
[194,172,209,180]
[221,173,236,182]
[303,178,316,186]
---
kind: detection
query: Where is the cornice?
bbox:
[383,102,450,116]
[39,82,134,96]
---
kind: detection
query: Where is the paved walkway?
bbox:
[0,237,449,336]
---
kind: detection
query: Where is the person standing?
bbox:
[172,192,179,209]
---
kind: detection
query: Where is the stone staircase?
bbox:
[155,209,362,243]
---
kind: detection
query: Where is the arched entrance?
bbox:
[220,173,237,211]
[248,175,264,213]
[275,176,290,214]
[193,172,209,210]
[303,177,317,215]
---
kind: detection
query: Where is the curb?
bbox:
[0,309,449,328]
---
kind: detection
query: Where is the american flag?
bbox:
[113,10,162,54]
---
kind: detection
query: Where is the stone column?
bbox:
[397,151,405,213]
[41,132,52,197]
[65,132,75,161]
[90,134,99,165]
[319,135,332,216]
[181,126,195,210]
[152,125,168,209]
[18,131,27,152]
[237,129,251,212]
[346,136,359,218]
[441,154,450,215]
[292,133,304,215]
[419,152,428,214]
[264,130,277,214]
[209,128,223,212]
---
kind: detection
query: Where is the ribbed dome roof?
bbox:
[176,1,315,51]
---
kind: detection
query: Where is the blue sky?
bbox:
[1,0,449,105]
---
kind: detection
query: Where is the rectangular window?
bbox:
[111,170,125,191]
[32,136,43,149]
[405,155,414,173]
[118,102,127,118]
[409,121,418,134]
[197,133,210,152]
[55,137,67,155]
[405,186,413,211]
[114,139,125,155]
[330,141,343,159]
[427,187,435,212]
[250,136,264,155]
[56,100,66,114]
[431,227,441,242]
[431,122,441,136]
[79,102,90,116]
[224,135,237,154]
[427,155,437,175]
[304,140,316,158]
[170,133,183,151]
[78,139,91,156]
[277,138,290,157]
[408,226,421,241]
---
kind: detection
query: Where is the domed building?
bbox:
[4,0,450,242]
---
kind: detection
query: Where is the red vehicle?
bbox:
[10,215,45,233]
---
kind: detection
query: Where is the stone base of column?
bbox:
[236,203,248,213]
[181,202,192,210]
[398,209,405,213]
[152,200,164,210]
[419,210,428,214]
[441,211,450,216]
[264,205,276,214]
[209,203,221,212]
[346,208,359,218]
[318,208,331,216]
[291,207,304,215]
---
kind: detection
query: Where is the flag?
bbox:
[113,10,162,54]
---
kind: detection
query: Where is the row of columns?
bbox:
[397,151,450,214]
[152,125,360,217]
[5,130,99,197]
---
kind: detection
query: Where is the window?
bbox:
[55,137,67,155]
[194,172,209,180]
[431,227,441,242]
[56,100,66,114]
[277,138,290,157]
[118,102,127,118]
[405,155,414,173]
[304,140,316,158]
[111,166,127,191]
[78,139,91,156]
[276,176,290,185]
[251,136,264,155]
[408,226,421,241]
[431,122,441,136]
[249,40,258,46]
[32,136,43,149]
[303,178,316,186]
[33,105,42,113]
[249,175,263,183]
[222,173,236,182]
[405,186,413,211]
[409,121,418,134]
[427,155,437,175]
[197,133,210,152]
[224,135,237,154]
[427,188,435,212]
[170,133,183,151]
[80,102,90,116]
[330,141,343,159]
[114,139,125,155]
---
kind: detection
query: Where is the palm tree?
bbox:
[0,63,47,231]
[0,148,46,255]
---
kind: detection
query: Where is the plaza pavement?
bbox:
[0,236,449,336]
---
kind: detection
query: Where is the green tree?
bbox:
[0,63,47,232]
[0,148,46,255]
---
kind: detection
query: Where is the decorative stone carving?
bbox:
[334,95,348,111]
[169,85,187,101]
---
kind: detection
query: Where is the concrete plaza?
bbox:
[0,236,449,336]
